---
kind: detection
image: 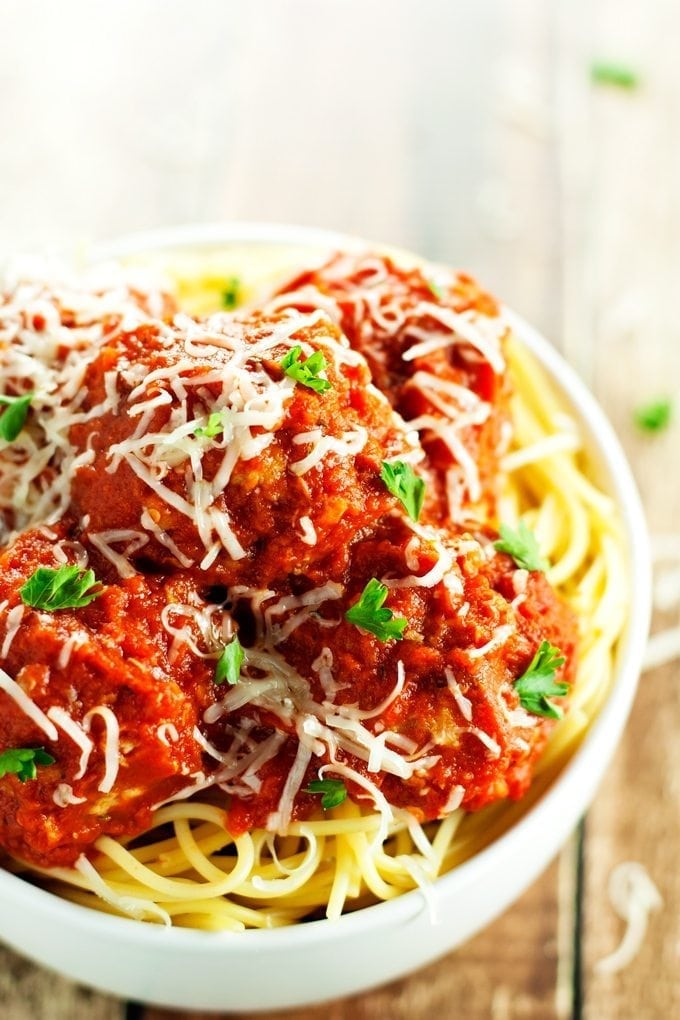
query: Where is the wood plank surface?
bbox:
[568,1,680,1016]
[0,1,678,1017]
[0,945,122,1020]
[138,852,574,1020]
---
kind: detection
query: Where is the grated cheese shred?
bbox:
[0,257,539,853]
[83,706,120,794]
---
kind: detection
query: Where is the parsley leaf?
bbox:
[514,641,567,719]
[494,521,548,572]
[633,398,673,434]
[304,778,347,810]
[591,62,640,89]
[0,393,33,442]
[215,635,244,685]
[380,461,425,522]
[0,747,56,783]
[221,277,241,310]
[426,278,445,301]
[345,578,407,642]
[279,346,332,394]
[20,565,104,611]
[195,410,228,438]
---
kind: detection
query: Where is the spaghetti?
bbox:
[0,246,627,931]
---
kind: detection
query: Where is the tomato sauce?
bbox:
[0,257,577,869]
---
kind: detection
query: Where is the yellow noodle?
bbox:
[93,832,256,899]
[326,828,355,920]
[23,264,627,931]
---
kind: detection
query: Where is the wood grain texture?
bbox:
[569,0,680,1016]
[0,944,122,1020]
[0,0,677,1017]
[138,852,571,1020]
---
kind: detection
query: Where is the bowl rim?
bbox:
[0,220,651,951]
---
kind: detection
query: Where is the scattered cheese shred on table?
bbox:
[643,627,680,672]
[594,862,662,975]
[637,533,680,671]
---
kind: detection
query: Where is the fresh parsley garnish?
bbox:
[279,346,331,394]
[214,635,244,685]
[591,62,639,89]
[0,393,33,442]
[514,641,567,719]
[345,578,407,642]
[494,521,548,572]
[380,461,425,522]
[20,565,104,611]
[633,398,673,434]
[0,747,56,783]
[221,277,241,310]
[304,778,347,810]
[426,277,445,301]
[195,410,228,438]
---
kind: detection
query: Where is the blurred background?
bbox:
[1,1,678,1018]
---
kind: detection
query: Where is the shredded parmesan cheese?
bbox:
[643,627,680,672]
[88,530,148,579]
[297,515,317,546]
[445,668,473,722]
[594,862,663,975]
[291,427,368,476]
[1,604,24,658]
[267,740,313,833]
[467,624,514,660]
[74,854,171,926]
[157,723,180,746]
[466,726,502,759]
[53,783,87,808]
[0,261,172,532]
[83,706,120,793]
[0,667,58,741]
[46,707,94,780]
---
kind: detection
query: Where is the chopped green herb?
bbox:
[195,410,228,438]
[426,278,445,301]
[633,397,673,434]
[19,565,104,611]
[345,578,407,642]
[221,277,241,310]
[214,635,244,685]
[304,778,347,810]
[0,747,56,783]
[494,520,548,572]
[279,346,332,394]
[591,62,639,89]
[0,393,33,442]
[380,460,425,522]
[514,641,567,719]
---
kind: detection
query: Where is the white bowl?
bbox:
[0,224,651,1012]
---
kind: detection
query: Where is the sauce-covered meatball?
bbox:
[68,310,417,586]
[272,252,512,524]
[0,259,577,872]
[0,526,213,866]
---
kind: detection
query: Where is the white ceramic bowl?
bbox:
[0,224,651,1012]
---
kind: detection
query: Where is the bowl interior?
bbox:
[0,224,651,1009]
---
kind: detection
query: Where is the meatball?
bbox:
[0,525,214,867]
[67,309,417,586]
[271,252,512,524]
[0,265,177,535]
[0,261,579,869]
[219,514,577,834]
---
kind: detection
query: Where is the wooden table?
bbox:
[1,1,678,1017]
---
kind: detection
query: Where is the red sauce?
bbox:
[274,254,513,524]
[0,256,577,869]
